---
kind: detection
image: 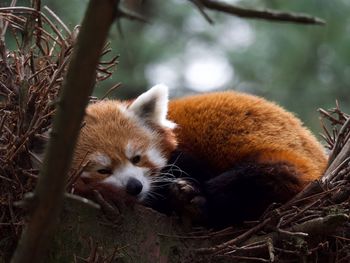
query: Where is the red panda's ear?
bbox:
[128,84,176,129]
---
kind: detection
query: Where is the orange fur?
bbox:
[168,91,327,186]
[74,100,175,170]
[72,99,176,198]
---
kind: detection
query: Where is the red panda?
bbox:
[71,84,327,228]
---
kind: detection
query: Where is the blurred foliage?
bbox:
[2,0,349,133]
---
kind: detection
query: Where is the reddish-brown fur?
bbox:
[74,101,176,168]
[168,91,327,189]
[72,100,176,197]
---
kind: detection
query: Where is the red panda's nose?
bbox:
[126,178,143,196]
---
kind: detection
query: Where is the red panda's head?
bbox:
[72,85,177,203]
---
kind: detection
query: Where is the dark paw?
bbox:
[170,179,200,201]
[170,179,207,223]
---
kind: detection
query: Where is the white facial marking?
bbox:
[147,147,166,169]
[91,152,111,167]
[101,163,150,200]
[80,171,91,179]
[80,153,111,180]
[125,142,140,160]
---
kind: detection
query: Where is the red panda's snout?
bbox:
[72,84,177,204]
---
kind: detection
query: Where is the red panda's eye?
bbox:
[97,168,112,175]
[131,155,141,164]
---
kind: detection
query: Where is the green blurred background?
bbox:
[2,0,350,133]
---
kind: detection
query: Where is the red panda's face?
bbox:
[72,85,177,203]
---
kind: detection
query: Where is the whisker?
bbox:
[157,172,177,178]
[149,182,174,188]
[143,191,165,204]
[149,175,175,182]
[179,176,200,184]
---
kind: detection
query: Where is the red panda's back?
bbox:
[168,91,327,184]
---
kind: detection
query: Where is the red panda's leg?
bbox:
[144,177,207,221]
[203,161,303,228]
[168,178,208,223]
[144,150,212,222]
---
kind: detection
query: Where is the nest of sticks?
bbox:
[0,4,349,263]
[0,5,117,259]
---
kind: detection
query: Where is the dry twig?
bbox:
[194,0,326,25]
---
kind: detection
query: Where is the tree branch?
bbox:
[10,0,118,262]
[198,0,325,25]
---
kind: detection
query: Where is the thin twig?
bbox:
[197,0,325,25]
[101,82,122,100]
[43,6,71,35]
[117,7,149,24]
[189,0,214,24]
[196,218,271,255]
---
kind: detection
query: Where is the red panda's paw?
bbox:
[170,179,200,201]
[170,179,207,224]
